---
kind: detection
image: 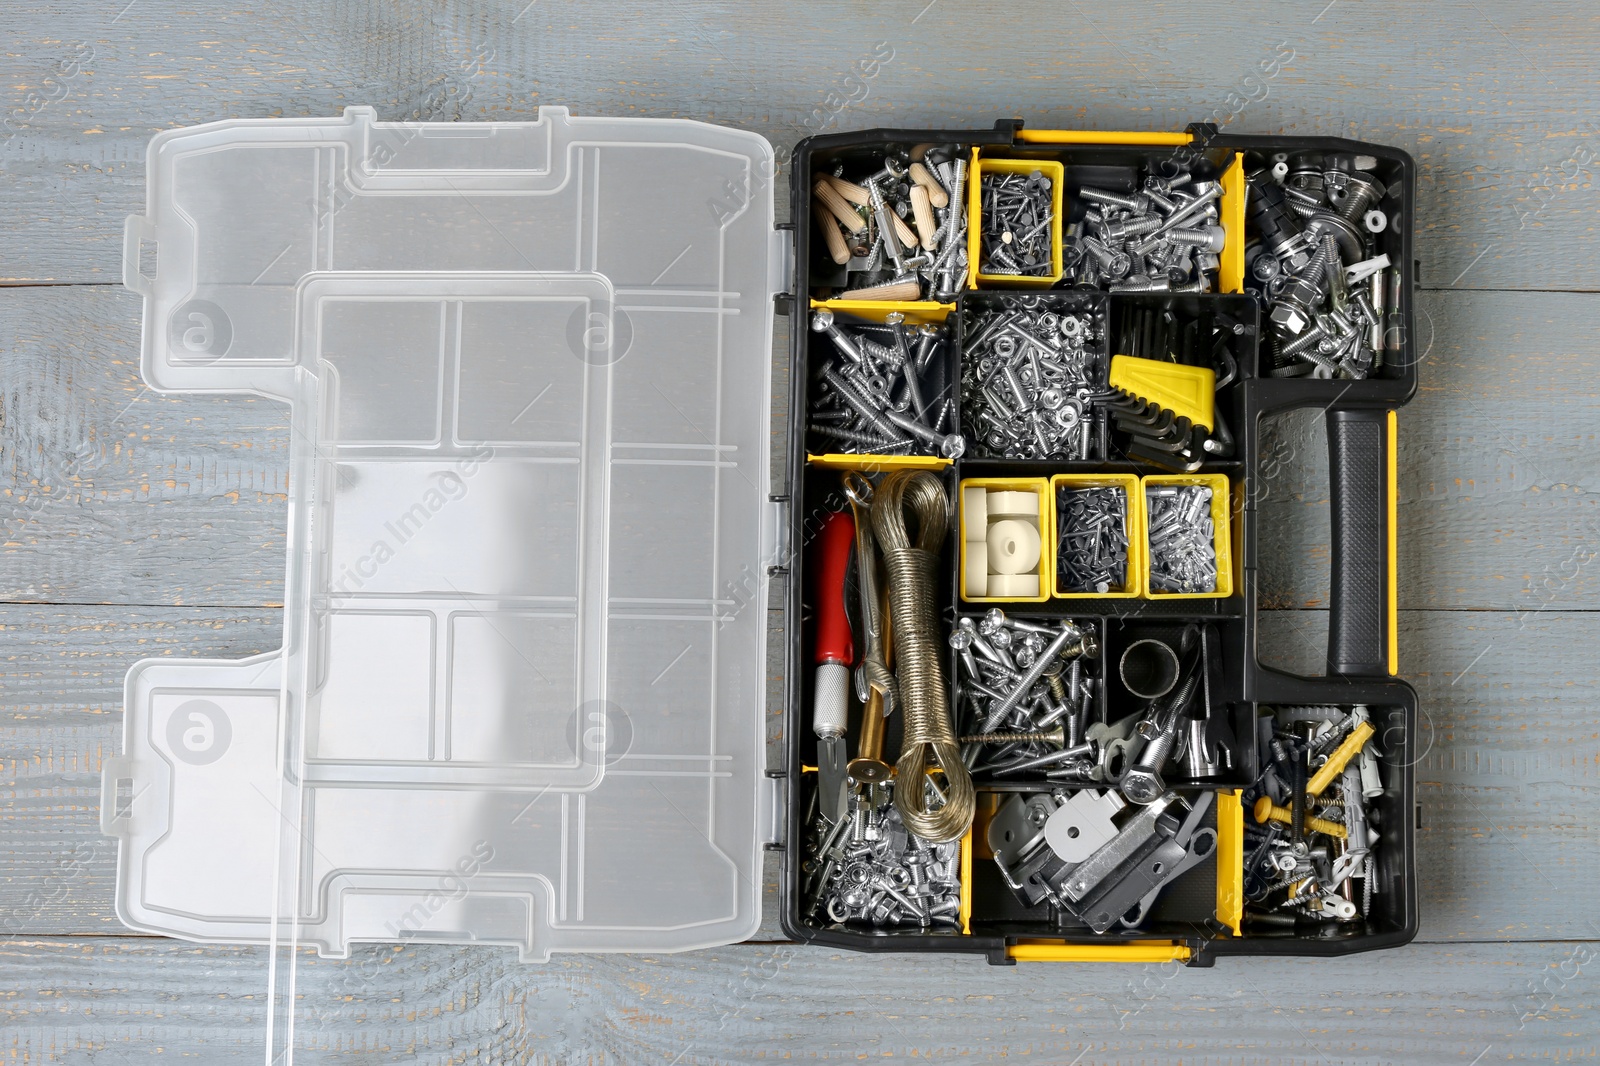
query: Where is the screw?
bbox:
[990,741,1096,775]
[961,299,1103,459]
[1333,171,1384,227]
[811,309,866,363]
[959,725,1066,746]
[808,312,962,458]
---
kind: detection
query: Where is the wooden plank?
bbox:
[1259,608,1600,943]
[0,285,290,606]
[0,602,790,939]
[1254,289,1600,612]
[4,285,1593,610]
[0,606,279,934]
[0,285,797,607]
[0,936,1594,1062]
[1,1,1599,289]
[3,603,1595,945]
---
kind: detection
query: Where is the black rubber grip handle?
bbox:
[1327,408,1392,676]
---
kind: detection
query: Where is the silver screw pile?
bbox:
[1146,485,1216,594]
[960,298,1105,459]
[980,169,1054,277]
[806,783,962,928]
[1063,171,1222,293]
[1248,159,1399,379]
[951,611,1100,779]
[1056,486,1130,594]
[807,309,964,457]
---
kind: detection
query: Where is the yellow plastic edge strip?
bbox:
[966,146,982,289]
[809,297,955,325]
[1007,940,1192,963]
[806,453,951,471]
[1386,409,1399,675]
[1015,130,1192,146]
[959,826,973,934]
[1219,153,1246,294]
[1215,790,1244,936]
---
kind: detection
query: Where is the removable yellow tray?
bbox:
[1142,472,1234,598]
[1049,473,1145,598]
[958,476,1051,603]
[967,155,1065,289]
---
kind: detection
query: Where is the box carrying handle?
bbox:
[1327,408,1399,676]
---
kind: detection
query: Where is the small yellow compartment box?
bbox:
[1049,473,1145,598]
[1142,472,1234,599]
[958,476,1051,602]
[968,155,1065,289]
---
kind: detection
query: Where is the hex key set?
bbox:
[783,121,1420,965]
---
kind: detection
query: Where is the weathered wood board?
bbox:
[2,0,1597,1060]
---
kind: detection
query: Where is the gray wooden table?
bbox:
[3,1,1597,1062]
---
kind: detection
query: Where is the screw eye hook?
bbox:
[842,470,875,509]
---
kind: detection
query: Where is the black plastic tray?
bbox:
[777,121,1419,964]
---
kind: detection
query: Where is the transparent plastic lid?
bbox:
[103,106,781,965]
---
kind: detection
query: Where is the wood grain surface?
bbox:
[2,0,1597,1062]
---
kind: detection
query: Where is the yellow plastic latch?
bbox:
[1006,939,1192,963]
[1108,355,1215,432]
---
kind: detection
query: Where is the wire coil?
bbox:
[871,470,975,843]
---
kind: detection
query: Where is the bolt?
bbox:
[1252,159,1383,379]
[811,309,864,363]
[1334,172,1383,227]
[990,741,1096,775]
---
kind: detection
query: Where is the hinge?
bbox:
[761,770,787,847]
[765,494,790,574]
[769,226,795,305]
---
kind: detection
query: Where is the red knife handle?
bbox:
[812,510,855,667]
